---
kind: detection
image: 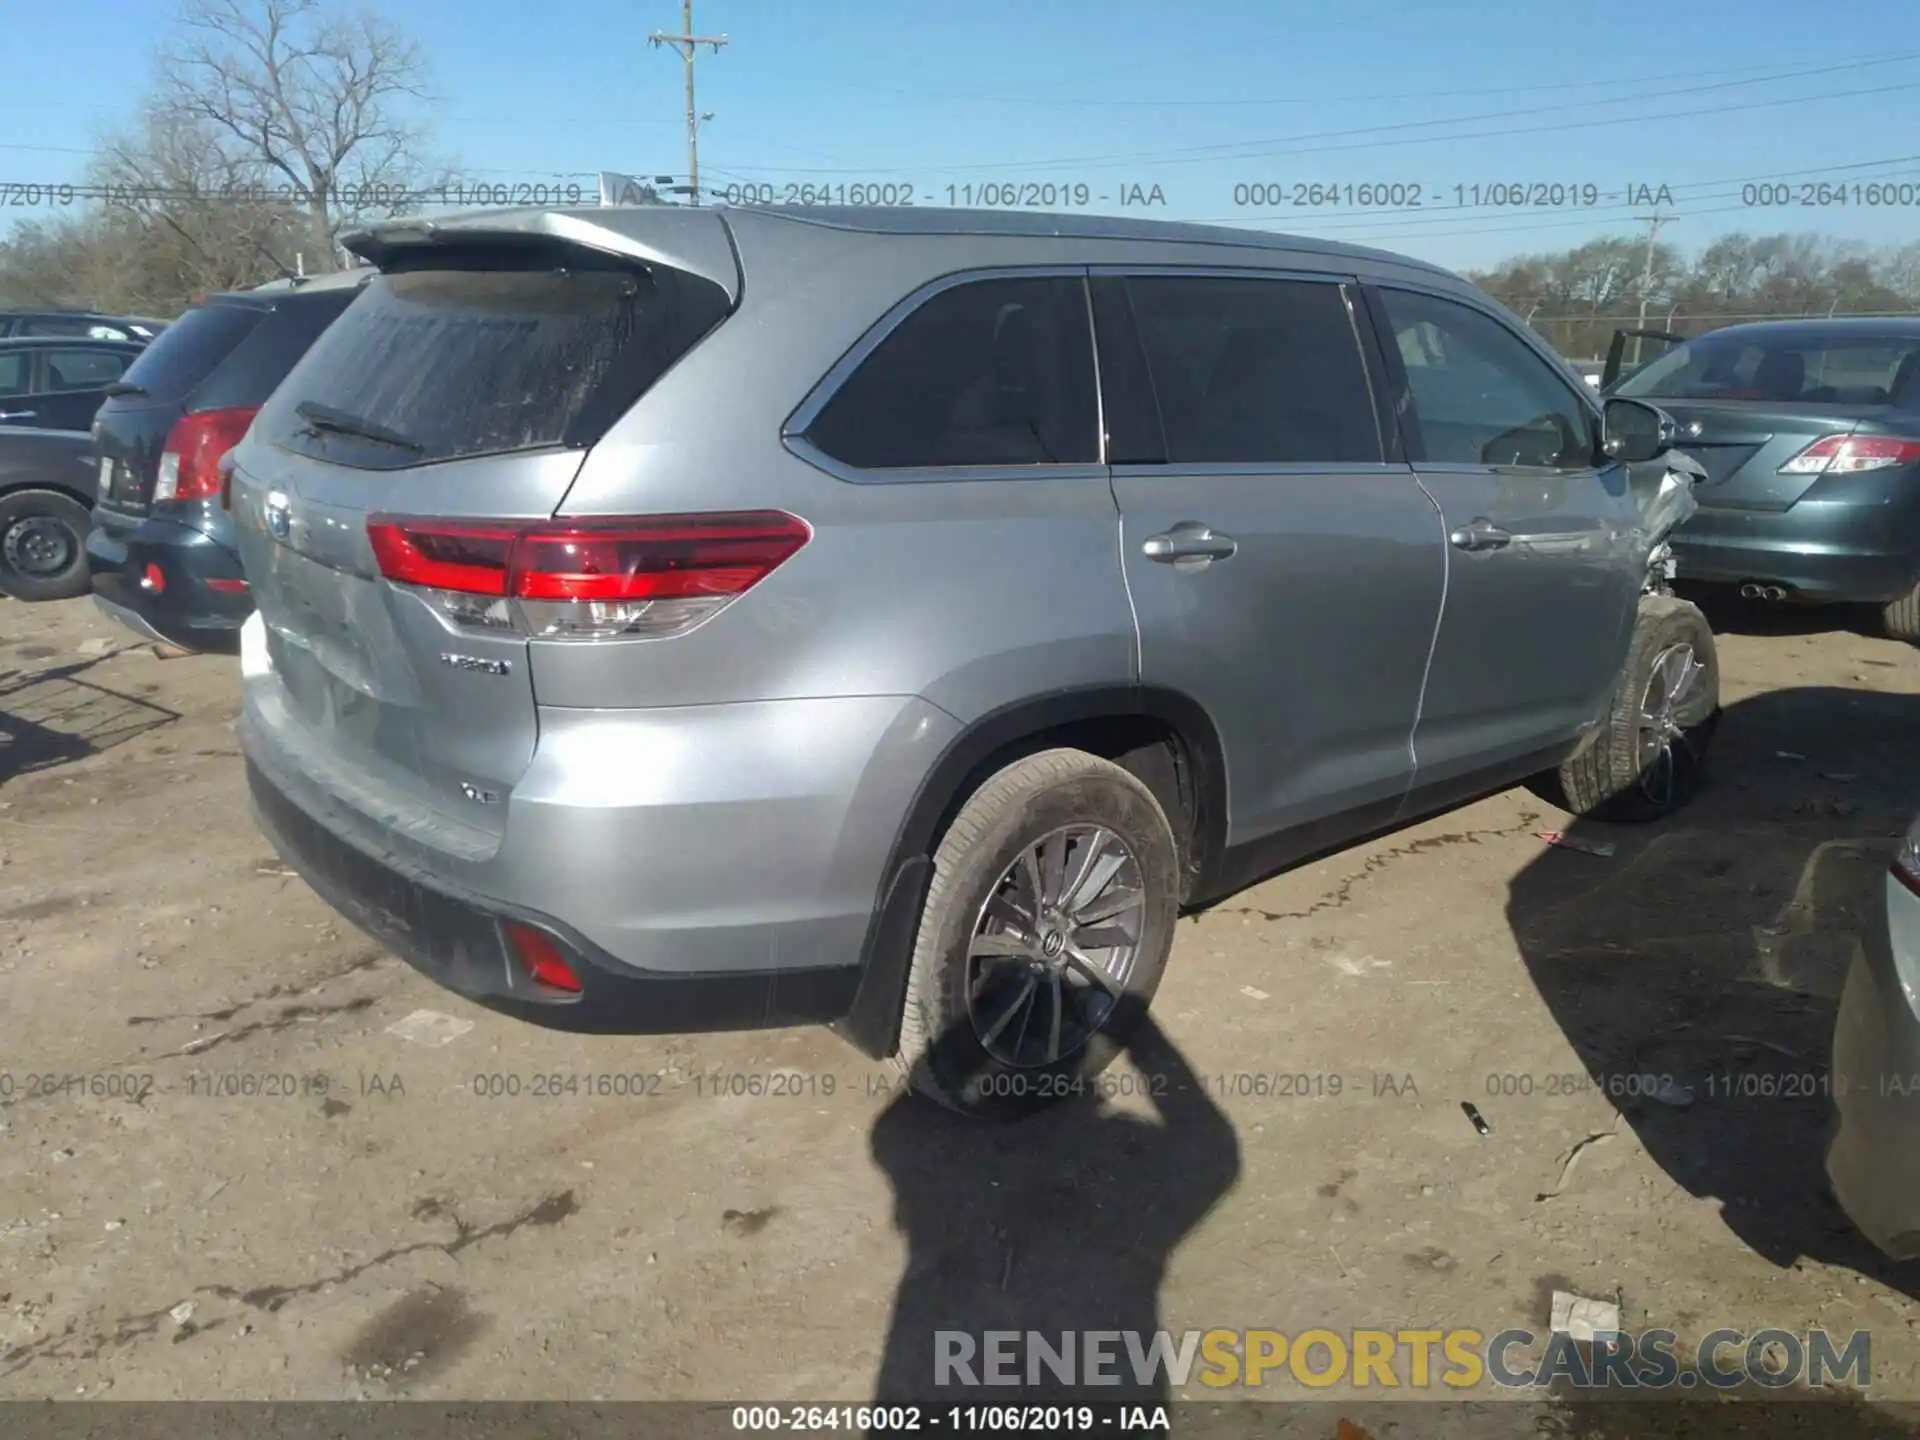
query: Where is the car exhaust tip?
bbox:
[1740,583,1764,599]
[1739,582,1793,602]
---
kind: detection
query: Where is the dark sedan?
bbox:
[1605,318,1920,639]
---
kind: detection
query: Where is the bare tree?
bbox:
[162,0,438,269]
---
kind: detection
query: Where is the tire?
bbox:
[1884,582,1920,642]
[0,489,92,602]
[891,748,1181,1120]
[1536,594,1720,824]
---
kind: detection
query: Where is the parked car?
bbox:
[1827,809,1920,1258]
[88,270,370,652]
[0,311,168,343]
[228,205,1714,1118]
[0,337,145,432]
[0,427,101,600]
[1603,319,1920,639]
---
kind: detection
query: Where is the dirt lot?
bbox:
[4,592,1920,1429]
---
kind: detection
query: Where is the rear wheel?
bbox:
[892,749,1180,1120]
[1884,582,1920,642]
[0,489,92,602]
[1535,594,1719,824]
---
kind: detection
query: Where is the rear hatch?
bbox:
[229,211,741,848]
[1611,327,1920,512]
[92,298,269,522]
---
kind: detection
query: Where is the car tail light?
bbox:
[504,922,582,994]
[365,511,811,640]
[155,406,259,503]
[1778,434,1920,476]
[1897,817,1920,900]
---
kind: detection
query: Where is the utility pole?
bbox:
[649,1,727,205]
[1631,210,1668,368]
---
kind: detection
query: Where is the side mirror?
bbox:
[1601,397,1677,464]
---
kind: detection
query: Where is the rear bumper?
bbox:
[86,509,251,653]
[244,751,861,1035]
[1670,487,1920,603]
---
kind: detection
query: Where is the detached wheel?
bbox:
[1538,594,1720,824]
[0,490,92,602]
[1884,582,1920,642]
[892,749,1179,1120]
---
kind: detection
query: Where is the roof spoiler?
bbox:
[337,207,740,303]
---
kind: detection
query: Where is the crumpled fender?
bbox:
[1634,450,1704,592]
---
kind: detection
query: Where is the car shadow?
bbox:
[0,657,178,784]
[1508,687,1920,1325]
[1677,583,1887,640]
[866,1013,1240,1416]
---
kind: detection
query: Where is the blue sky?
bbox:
[5,0,1919,273]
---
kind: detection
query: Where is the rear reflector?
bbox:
[205,577,249,594]
[157,406,260,502]
[1779,434,1920,476]
[140,563,165,594]
[504,922,582,994]
[366,511,811,640]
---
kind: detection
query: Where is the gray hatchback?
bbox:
[230,205,1717,1116]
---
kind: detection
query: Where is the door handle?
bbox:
[1448,520,1512,552]
[1143,523,1238,565]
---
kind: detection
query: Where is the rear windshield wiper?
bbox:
[294,400,422,452]
[103,381,147,397]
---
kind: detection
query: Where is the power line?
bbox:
[703,58,1920,176]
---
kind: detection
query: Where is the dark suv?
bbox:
[88,272,368,652]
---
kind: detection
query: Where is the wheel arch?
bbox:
[833,683,1228,1059]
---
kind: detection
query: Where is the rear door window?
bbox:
[40,348,130,390]
[803,275,1098,468]
[259,247,733,471]
[116,302,268,402]
[1122,275,1381,464]
[0,352,28,397]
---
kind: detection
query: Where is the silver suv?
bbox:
[229,205,1717,1117]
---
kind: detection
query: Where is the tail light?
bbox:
[1779,434,1920,476]
[365,510,811,640]
[156,406,259,502]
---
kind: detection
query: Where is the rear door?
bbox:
[1611,329,1920,511]
[1100,269,1442,847]
[28,345,132,430]
[1366,284,1642,788]
[229,237,735,840]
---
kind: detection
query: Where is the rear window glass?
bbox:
[198,289,360,407]
[1617,331,1920,405]
[259,250,732,470]
[117,302,266,402]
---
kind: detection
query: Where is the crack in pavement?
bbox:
[1214,810,1545,926]
[0,1191,580,1377]
[126,950,386,1028]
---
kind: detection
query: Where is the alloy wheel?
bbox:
[965,824,1146,1067]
